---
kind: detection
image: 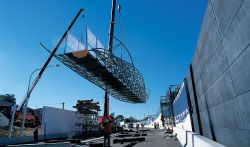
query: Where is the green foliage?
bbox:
[115,115,125,123]
[124,116,136,123]
[0,94,16,104]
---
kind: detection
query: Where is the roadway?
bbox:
[7,129,181,147]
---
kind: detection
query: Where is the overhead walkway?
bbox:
[55,48,148,103]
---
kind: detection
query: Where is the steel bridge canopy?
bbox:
[54,48,148,103]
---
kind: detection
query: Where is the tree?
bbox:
[115,115,125,123]
[0,94,16,105]
[124,116,135,123]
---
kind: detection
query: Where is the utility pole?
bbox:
[103,0,116,146]
[62,102,65,110]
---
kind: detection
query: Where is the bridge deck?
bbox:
[65,51,139,101]
[55,49,148,103]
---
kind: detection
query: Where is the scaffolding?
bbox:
[74,99,101,135]
[160,85,180,129]
[160,96,173,128]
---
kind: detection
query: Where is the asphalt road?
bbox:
[135,129,181,147]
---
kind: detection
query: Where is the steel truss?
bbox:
[54,48,148,103]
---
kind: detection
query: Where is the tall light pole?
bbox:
[20,64,60,136]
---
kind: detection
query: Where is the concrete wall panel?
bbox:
[247,130,250,146]
[210,0,244,35]
[209,98,244,129]
[198,3,222,70]
[194,78,204,99]
[214,127,249,147]
[192,48,200,68]
[230,45,250,95]
[237,90,250,129]
[222,0,250,65]
[201,44,229,90]
[196,1,220,58]
[205,70,235,108]
[186,72,200,133]
[195,6,210,56]
[190,110,199,133]
[197,94,206,112]
[199,111,213,139]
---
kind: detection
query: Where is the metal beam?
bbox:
[18,9,84,111]
[108,0,116,52]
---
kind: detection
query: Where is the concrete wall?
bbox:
[186,70,201,134]
[187,0,250,146]
[0,133,68,146]
[0,112,9,127]
[173,127,226,147]
[41,106,82,135]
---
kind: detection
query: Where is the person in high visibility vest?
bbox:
[103,116,112,147]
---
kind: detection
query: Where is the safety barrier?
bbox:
[0,133,68,146]
[173,127,226,147]
[8,142,70,147]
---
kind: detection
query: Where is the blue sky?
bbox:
[0,0,207,119]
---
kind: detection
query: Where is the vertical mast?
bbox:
[108,0,116,52]
[103,1,116,146]
[104,0,116,117]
